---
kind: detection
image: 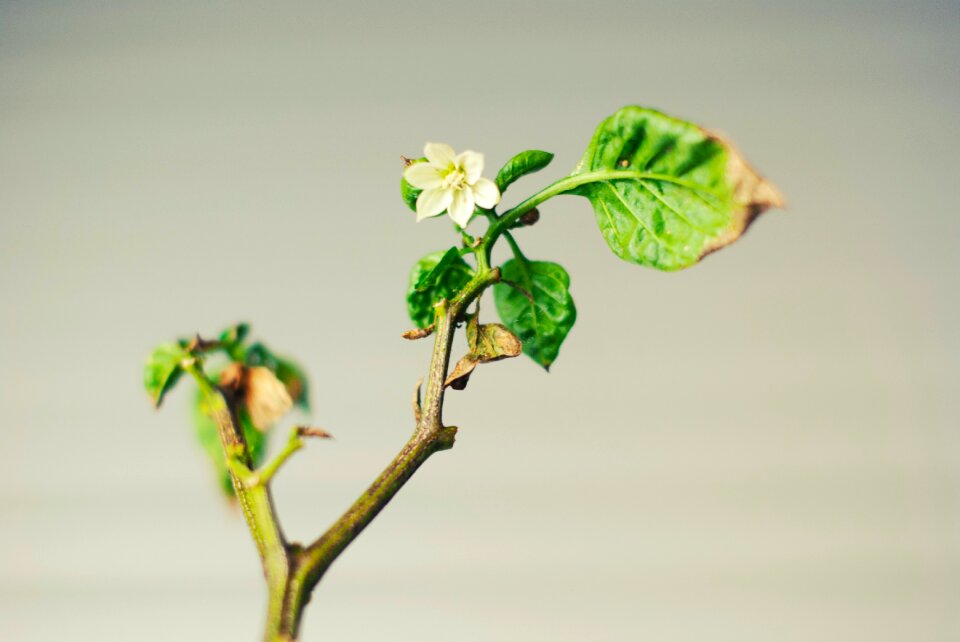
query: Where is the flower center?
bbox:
[442,166,467,190]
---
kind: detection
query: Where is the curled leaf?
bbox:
[244,342,310,410]
[220,364,293,431]
[445,317,522,390]
[401,324,435,341]
[495,150,554,193]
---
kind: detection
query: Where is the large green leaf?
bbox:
[494,259,576,370]
[570,106,783,271]
[144,343,189,407]
[406,249,475,328]
[495,150,554,193]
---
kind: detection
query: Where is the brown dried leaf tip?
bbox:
[219,363,293,431]
[297,426,333,439]
[445,316,522,390]
[700,129,786,258]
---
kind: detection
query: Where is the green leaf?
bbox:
[219,322,250,347]
[406,250,475,329]
[400,157,427,212]
[495,150,554,193]
[193,388,269,498]
[414,247,461,293]
[274,357,310,410]
[245,342,279,371]
[494,259,576,369]
[144,343,189,407]
[570,106,783,271]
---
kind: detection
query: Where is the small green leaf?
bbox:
[495,150,554,193]
[406,250,475,329]
[219,323,250,347]
[494,259,576,369]
[571,106,783,271]
[144,343,189,407]
[400,157,427,212]
[414,247,461,293]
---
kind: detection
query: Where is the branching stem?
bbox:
[192,264,500,641]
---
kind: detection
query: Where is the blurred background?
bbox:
[2,1,959,640]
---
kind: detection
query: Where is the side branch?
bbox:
[290,268,500,604]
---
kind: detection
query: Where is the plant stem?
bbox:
[185,363,294,640]
[485,168,723,249]
[225,264,500,642]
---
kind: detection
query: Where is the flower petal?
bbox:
[448,188,475,228]
[457,150,484,183]
[404,162,444,189]
[424,142,456,169]
[416,187,453,221]
[471,177,501,209]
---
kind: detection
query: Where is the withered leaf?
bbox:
[445,316,522,390]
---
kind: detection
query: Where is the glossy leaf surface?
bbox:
[495,150,554,193]
[494,259,576,369]
[406,249,474,328]
[571,106,783,271]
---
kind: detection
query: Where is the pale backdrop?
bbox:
[2,1,959,640]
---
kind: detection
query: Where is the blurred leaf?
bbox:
[245,342,279,370]
[275,358,310,410]
[144,343,189,407]
[400,157,427,212]
[495,150,554,193]
[494,259,576,370]
[414,247,462,293]
[406,250,475,329]
[570,106,783,271]
[219,323,250,348]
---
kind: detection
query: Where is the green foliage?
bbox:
[406,249,475,328]
[494,259,576,370]
[571,106,740,271]
[144,343,189,407]
[495,150,554,193]
[414,247,462,293]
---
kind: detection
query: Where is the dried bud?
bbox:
[245,367,293,431]
[218,363,293,431]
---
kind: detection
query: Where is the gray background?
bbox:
[2,1,959,640]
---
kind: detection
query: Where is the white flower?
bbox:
[403,142,501,227]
